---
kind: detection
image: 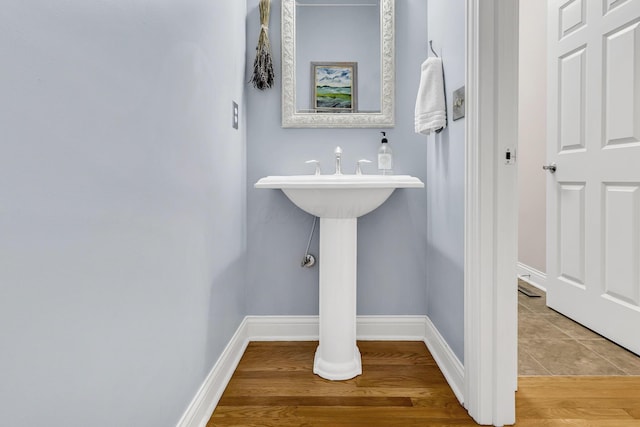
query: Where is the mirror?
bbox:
[281,0,395,128]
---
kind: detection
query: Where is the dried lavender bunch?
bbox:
[250,0,274,90]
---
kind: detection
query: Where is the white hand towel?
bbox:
[415,57,447,135]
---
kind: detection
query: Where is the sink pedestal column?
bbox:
[313,217,362,380]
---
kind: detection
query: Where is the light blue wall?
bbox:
[245,0,429,316]
[0,1,247,426]
[426,0,466,363]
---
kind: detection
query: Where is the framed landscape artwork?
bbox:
[310,62,358,112]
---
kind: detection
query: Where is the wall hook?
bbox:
[429,40,439,58]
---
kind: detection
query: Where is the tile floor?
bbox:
[518,280,640,376]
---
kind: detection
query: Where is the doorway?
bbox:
[517,0,640,377]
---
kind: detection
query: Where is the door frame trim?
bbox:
[464,1,519,425]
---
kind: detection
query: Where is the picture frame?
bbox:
[310,62,358,112]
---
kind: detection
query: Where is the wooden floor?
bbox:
[208,341,640,426]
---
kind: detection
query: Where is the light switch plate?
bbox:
[232,101,239,129]
[452,86,465,121]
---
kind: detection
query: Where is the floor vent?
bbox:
[517,284,541,298]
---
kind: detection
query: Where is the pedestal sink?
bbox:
[255,174,424,380]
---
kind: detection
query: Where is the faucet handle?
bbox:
[355,159,372,175]
[305,160,321,175]
[334,146,342,156]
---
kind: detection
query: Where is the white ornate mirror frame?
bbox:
[281,0,395,128]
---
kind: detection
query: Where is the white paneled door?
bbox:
[547,0,640,355]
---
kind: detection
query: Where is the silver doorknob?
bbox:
[542,163,557,173]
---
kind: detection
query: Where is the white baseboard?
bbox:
[517,262,547,292]
[356,315,429,340]
[176,315,464,427]
[424,317,465,404]
[176,317,249,427]
[242,315,429,341]
[244,315,319,340]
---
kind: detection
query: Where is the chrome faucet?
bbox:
[305,159,321,175]
[334,146,343,175]
[355,159,372,175]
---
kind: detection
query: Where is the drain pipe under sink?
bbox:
[301,216,317,268]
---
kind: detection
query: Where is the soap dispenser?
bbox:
[377,131,393,175]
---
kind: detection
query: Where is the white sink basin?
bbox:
[254,174,424,218]
[255,173,424,381]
